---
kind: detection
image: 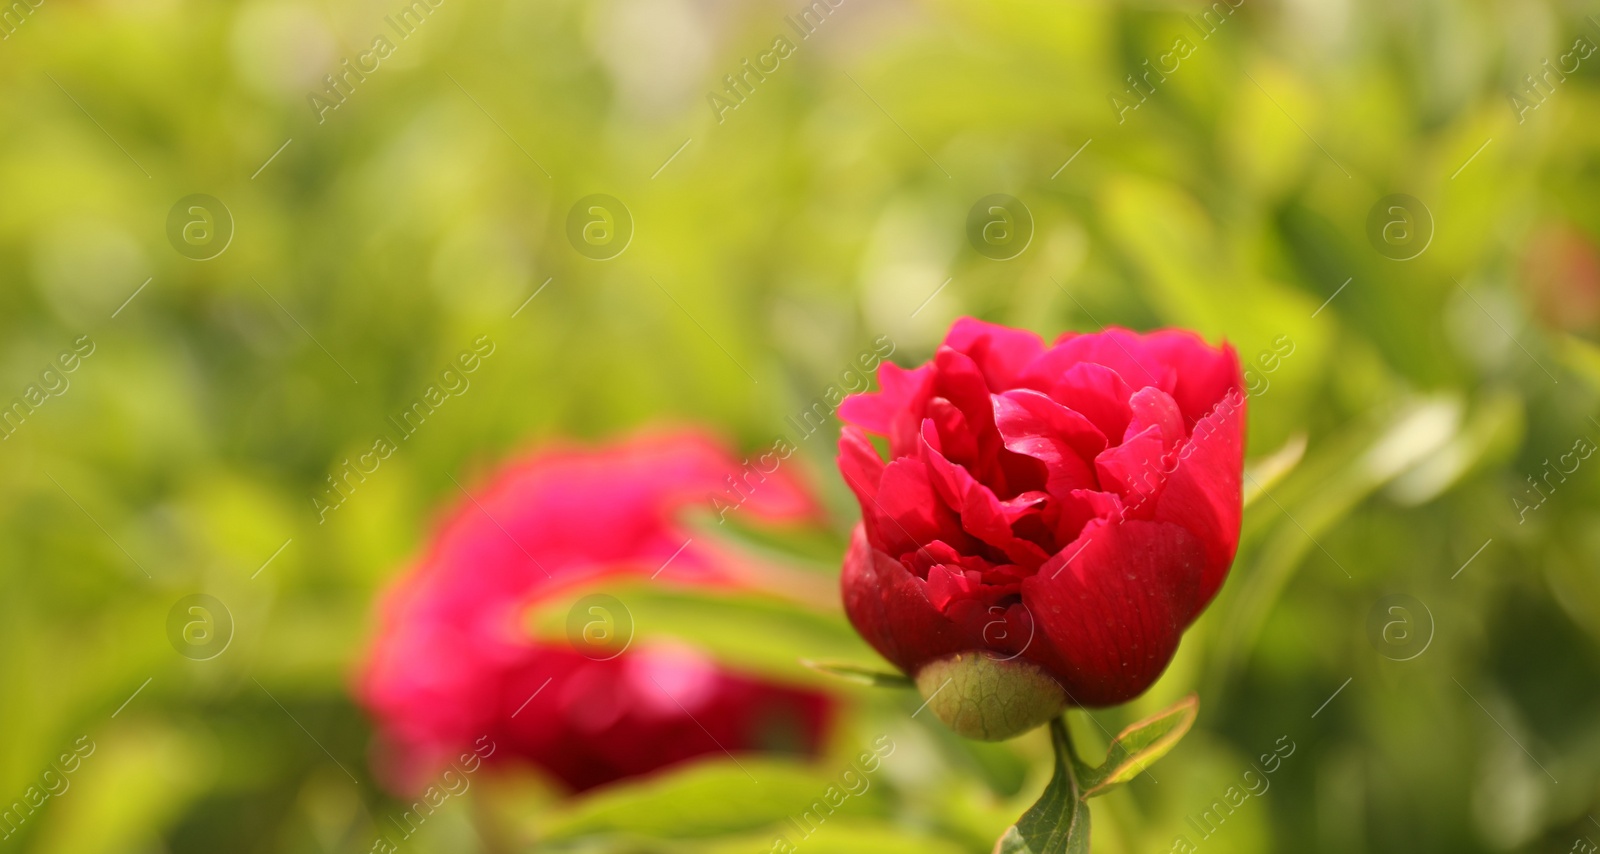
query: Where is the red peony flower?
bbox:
[360,431,835,792]
[836,318,1244,737]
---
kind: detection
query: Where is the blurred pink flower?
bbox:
[1522,222,1600,334]
[359,430,834,793]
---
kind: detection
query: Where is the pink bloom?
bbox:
[360,431,834,792]
[1522,222,1600,333]
[837,318,1245,708]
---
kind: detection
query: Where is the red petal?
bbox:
[1035,328,1177,392]
[1139,331,1244,427]
[1094,424,1170,508]
[837,426,887,505]
[1150,388,1246,612]
[1125,386,1185,447]
[841,525,973,675]
[873,456,970,556]
[992,389,1105,498]
[943,316,1046,389]
[1045,362,1134,440]
[926,564,981,610]
[1050,488,1124,546]
[920,421,1052,569]
[839,361,936,457]
[926,397,979,465]
[484,645,834,793]
[932,348,1000,434]
[1022,518,1207,706]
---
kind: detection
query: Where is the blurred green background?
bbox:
[4,0,1600,850]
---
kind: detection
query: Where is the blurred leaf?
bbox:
[537,759,887,843]
[1216,395,1475,683]
[527,583,867,684]
[802,659,913,689]
[1243,432,1307,509]
[1558,332,1600,394]
[695,820,973,854]
[1385,390,1523,506]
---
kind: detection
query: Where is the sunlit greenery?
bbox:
[3,0,1600,851]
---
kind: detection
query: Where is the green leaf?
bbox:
[993,718,1089,854]
[538,759,889,842]
[1078,694,1199,798]
[801,658,914,688]
[525,584,867,683]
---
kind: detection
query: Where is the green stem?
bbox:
[1054,713,1091,787]
[1062,709,1143,854]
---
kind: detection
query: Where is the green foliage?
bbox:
[1077,695,1199,799]
[802,660,914,689]
[4,0,1600,851]
[995,719,1089,854]
[997,697,1199,852]
[537,760,891,843]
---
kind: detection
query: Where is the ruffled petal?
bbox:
[1094,424,1170,508]
[992,389,1105,498]
[1045,362,1135,440]
[838,361,936,457]
[1124,386,1186,447]
[837,426,887,505]
[873,456,972,556]
[921,421,1052,569]
[841,525,974,675]
[943,316,1047,389]
[1033,327,1177,393]
[1138,331,1244,427]
[1050,488,1125,547]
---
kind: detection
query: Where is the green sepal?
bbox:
[1079,694,1199,798]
